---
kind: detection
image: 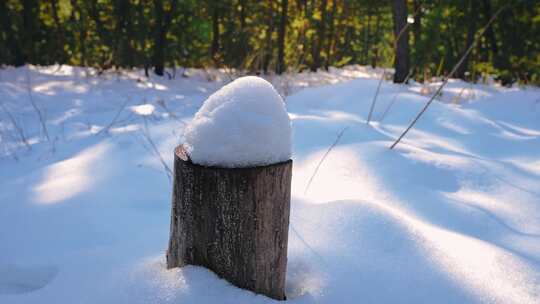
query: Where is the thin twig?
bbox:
[451,85,468,104]
[367,68,386,124]
[304,127,348,195]
[390,4,508,150]
[366,5,421,125]
[0,102,31,150]
[0,127,20,161]
[97,98,130,135]
[156,99,186,125]
[25,68,50,142]
[379,71,412,122]
[141,116,173,182]
[290,224,327,265]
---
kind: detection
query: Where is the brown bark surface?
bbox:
[167,146,292,300]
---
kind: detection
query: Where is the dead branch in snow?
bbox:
[390,4,508,150]
[0,124,20,161]
[25,68,50,142]
[367,5,421,125]
[379,71,412,122]
[304,126,348,195]
[451,85,468,104]
[0,102,31,150]
[367,69,386,124]
[97,98,130,135]
[156,99,186,125]
[140,116,172,182]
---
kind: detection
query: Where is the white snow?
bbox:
[131,104,155,116]
[183,76,292,168]
[0,65,540,303]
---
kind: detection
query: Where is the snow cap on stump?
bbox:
[184,76,292,168]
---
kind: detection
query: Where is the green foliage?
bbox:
[0,0,538,85]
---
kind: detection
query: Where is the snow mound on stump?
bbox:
[184,76,292,168]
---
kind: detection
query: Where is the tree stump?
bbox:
[166,145,292,300]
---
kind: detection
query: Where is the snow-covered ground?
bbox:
[1,65,539,303]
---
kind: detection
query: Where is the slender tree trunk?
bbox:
[87,0,114,68]
[333,0,348,64]
[211,3,220,64]
[363,10,372,65]
[49,0,65,63]
[324,0,337,70]
[392,0,410,83]
[70,0,86,66]
[237,0,248,68]
[310,0,327,71]
[481,0,499,64]
[0,1,21,65]
[262,2,275,74]
[413,0,422,78]
[153,0,178,76]
[456,0,477,79]
[371,10,382,68]
[276,0,288,74]
[153,0,165,75]
[21,0,39,65]
[113,0,134,67]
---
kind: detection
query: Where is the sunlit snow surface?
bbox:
[0,65,539,303]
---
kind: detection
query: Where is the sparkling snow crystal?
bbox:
[183,76,292,168]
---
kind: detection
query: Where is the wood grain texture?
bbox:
[167,146,292,300]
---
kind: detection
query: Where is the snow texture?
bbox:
[1,65,540,304]
[183,76,292,168]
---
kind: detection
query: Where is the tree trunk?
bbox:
[21,0,39,65]
[363,10,372,65]
[392,0,410,83]
[0,1,21,65]
[153,0,177,76]
[412,0,422,78]
[211,3,220,64]
[262,2,275,74]
[310,0,327,71]
[324,0,336,70]
[481,0,499,63]
[153,0,165,75]
[236,0,248,68]
[167,146,291,301]
[49,0,65,63]
[113,0,134,67]
[456,0,477,80]
[371,10,382,68]
[276,0,288,74]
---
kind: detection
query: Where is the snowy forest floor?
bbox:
[1,65,540,303]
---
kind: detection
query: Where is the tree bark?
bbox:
[392,0,410,83]
[167,146,291,300]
